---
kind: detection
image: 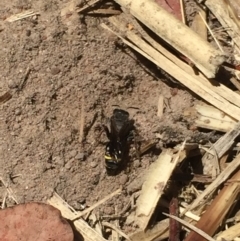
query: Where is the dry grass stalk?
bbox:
[88,212,103,236]
[71,188,121,221]
[87,9,121,15]
[180,0,186,24]
[182,152,240,214]
[0,177,18,204]
[102,221,131,241]
[192,104,236,132]
[157,95,164,119]
[108,13,240,111]
[191,9,207,40]
[104,17,240,120]
[112,207,119,241]
[114,0,226,78]
[48,192,108,241]
[76,0,102,13]
[223,0,240,29]
[205,0,240,49]
[230,77,240,92]
[201,121,240,175]
[0,92,12,104]
[135,148,180,230]
[129,218,169,241]
[216,222,240,240]
[198,11,224,53]
[5,10,39,22]
[185,169,240,241]
[163,213,217,241]
[79,96,85,143]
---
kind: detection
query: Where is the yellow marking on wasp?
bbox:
[105,155,112,160]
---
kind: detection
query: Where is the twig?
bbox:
[230,77,240,92]
[72,188,122,221]
[180,0,186,24]
[87,9,121,15]
[79,96,85,143]
[0,177,18,204]
[77,0,102,13]
[102,221,131,241]
[198,11,224,53]
[112,207,119,241]
[48,193,108,241]
[1,192,7,209]
[182,152,240,214]
[18,67,31,91]
[0,91,12,104]
[169,198,181,241]
[5,10,40,22]
[163,213,217,241]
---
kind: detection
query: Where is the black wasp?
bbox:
[103,109,134,171]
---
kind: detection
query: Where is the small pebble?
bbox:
[65,159,74,170]
[75,152,85,161]
[133,159,141,168]
[78,197,86,204]
[26,29,31,36]
[8,79,18,89]
[15,108,22,116]
[50,67,60,75]
[69,200,83,211]
[90,161,98,168]
[103,206,114,215]
[119,174,128,185]
[69,150,77,158]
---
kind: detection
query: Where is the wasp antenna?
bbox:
[126,106,140,110]
[112,104,120,108]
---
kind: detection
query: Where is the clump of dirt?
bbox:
[0,0,218,234]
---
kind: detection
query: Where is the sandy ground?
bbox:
[0,0,221,236]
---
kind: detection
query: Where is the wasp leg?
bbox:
[133,131,141,161]
[102,124,111,140]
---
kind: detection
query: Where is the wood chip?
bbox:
[135,148,179,230]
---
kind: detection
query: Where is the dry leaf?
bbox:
[0,202,74,241]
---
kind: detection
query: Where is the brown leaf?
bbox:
[155,0,182,21]
[0,202,74,241]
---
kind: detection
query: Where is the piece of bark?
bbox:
[135,149,178,230]
[0,202,74,241]
[114,0,226,78]
[185,169,240,241]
